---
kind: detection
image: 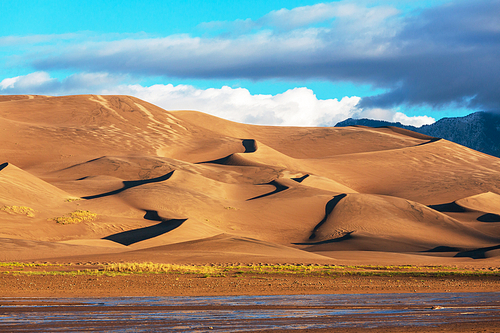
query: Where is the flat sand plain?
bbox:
[1,262,499,297]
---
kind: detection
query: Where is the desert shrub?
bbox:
[53,210,97,224]
[1,205,35,217]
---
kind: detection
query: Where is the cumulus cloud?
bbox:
[21,0,498,113]
[105,80,434,127]
[0,71,433,127]
[105,83,362,126]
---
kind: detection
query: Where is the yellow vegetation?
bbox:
[53,210,97,225]
[103,262,220,275]
[1,205,35,217]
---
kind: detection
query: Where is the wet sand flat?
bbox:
[2,293,499,332]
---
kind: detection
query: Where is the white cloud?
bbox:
[104,82,433,127]
[0,72,55,91]
[104,83,361,126]
[261,3,338,30]
[0,71,435,127]
[0,71,122,94]
[200,2,399,35]
[392,112,435,127]
[30,2,403,80]
[354,107,434,127]
[0,77,18,89]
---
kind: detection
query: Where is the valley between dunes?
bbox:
[1,94,500,267]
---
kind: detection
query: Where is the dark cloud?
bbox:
[30,0,500,111]
[359,0,500,110]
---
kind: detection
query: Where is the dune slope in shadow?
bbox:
[103,210,187,246]
[83,171,174,199]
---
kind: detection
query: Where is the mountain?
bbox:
[335,111,500,158]
[0,95,499,264]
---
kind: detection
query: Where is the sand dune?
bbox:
[297,193,496,252]
[1,95,499,264]
[0,162,72,207]
[50,234,336,264]
[0,237,125,261]
[303,139,500,204]
[456,191,500,215]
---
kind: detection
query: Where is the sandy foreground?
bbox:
[1,262,499,297]
[2,265,500,332]
[2,263,500,332]
[2,270,499,298]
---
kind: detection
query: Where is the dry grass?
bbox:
[52,210,97,225]
[0,262,54,267]
[1,205,35,217]
[1,262,498,279]
[103,262,220,275]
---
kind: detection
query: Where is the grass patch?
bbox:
[103,263,222,276]
[1,262,498,279]
[65,198,82,202]
[0,262,55,268]
[52,210,97,225]
[1,205,35,217]
[10,269,98,276]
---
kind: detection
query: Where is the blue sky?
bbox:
[1,0,498,126]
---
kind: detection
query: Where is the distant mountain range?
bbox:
[335,111,500,159]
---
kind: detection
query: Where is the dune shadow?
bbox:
[308,194,347,240]
[291,174,309,183]
[143,210,164,222]
[294,231,353,245]
[103,211,187,246]
[0,162,8,171]
[423,246,463,253]
[477,213,500,222]
[247,180,289,201]
[82,171,174,200]
[415,138,442,146]
[423,244,500,259]
[428,202,466,213]
[57,156,103,171]
[455,244,500,259]
[242,139,257,153]
[197,139,257,165]
[197,154,233,165]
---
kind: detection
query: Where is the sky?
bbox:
[1,0,499,127]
